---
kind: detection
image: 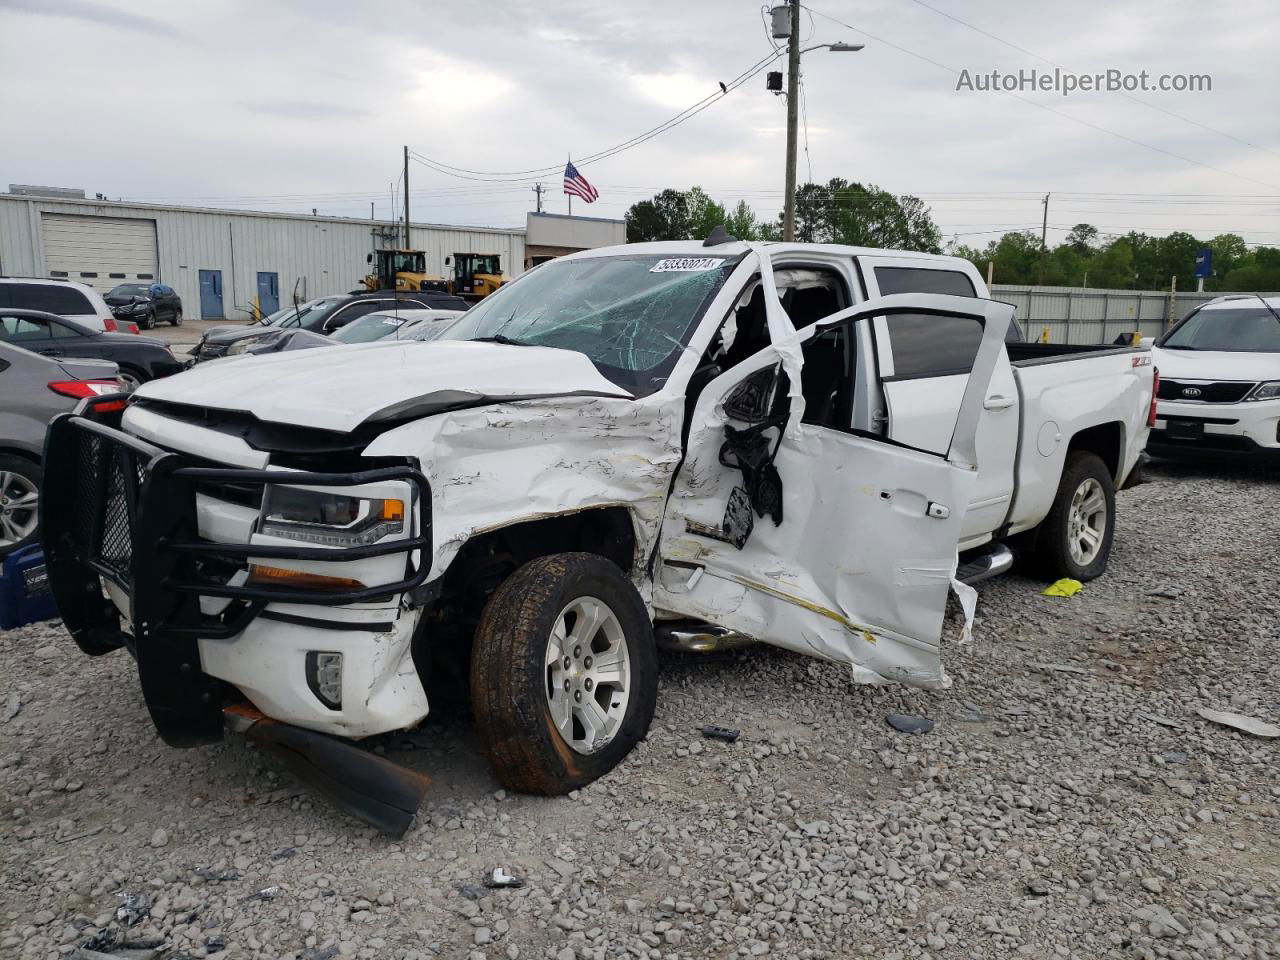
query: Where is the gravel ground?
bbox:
[2,459,1277,960]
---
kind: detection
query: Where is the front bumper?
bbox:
[40,412,433,747]
[1149,397,1280,461]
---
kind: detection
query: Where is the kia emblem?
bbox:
[1182,387,1202,397]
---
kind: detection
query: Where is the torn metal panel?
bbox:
[363,394,684,595]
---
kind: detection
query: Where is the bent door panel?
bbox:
[657,294,1012,687]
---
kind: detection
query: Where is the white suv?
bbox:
[1150,295,1280,463]
[0,277,122,332]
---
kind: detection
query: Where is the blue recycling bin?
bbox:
[0,545,60,630]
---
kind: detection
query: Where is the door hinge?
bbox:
[927,502,950,519]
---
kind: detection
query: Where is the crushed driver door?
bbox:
[656,293,1014,688]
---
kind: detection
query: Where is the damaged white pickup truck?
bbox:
[42,239,1154,833]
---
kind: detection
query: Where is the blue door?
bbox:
[198,269,224,319]
[256,272,279,316]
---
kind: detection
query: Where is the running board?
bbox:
[225,704,431,837]
[956,543,1014,585]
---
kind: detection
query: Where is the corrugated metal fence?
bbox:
[991,285,1280,344]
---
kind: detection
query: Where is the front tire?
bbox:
[471,552,657,794]
[0,456,42,559]
[1033,451,1116,581]
[138,310,155,331]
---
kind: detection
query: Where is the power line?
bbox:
[904,0,1279,160]
[407,47,785,183]
[803,5,1280,192]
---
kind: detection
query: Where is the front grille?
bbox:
[1158,379,1255,403]
[74,429,146,585]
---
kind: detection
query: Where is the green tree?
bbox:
[1224,246,1280,290]
[723,200,760,241]
[624,189,690,242]
[1065,223,1099,253]
[684,186,727,241]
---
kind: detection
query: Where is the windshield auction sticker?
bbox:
[649,257,727,273]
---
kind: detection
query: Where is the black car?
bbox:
[105,282,184,330]
[0,308,184,389]
[191,290,469,361]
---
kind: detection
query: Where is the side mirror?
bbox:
[444,256,452,266]
[722,365,780,423]
[366,253,373,263]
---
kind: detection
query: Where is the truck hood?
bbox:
[1153,346,1280,382]
[133,339,634,432]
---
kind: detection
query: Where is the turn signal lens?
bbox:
[1148,369,1160,427]
[247,564,366,592]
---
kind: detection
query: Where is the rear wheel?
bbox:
[0,456,42,559]
[471,552,657,794]
[171,308,182,327]
[1033,451,1115,581]
[116,366,146,392]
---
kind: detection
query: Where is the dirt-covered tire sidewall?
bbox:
[0,455,42,559]
[1035,451,1116,582]
[470,552,657,795]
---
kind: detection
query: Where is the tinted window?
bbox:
[1161,306,1280,353]
[325,300,392,329]
[50,318,86,339]
[5,283,95,315]
[0,314,53,342]
[885,314,984,379]
[875,267,976,298]
[109,284,150,299]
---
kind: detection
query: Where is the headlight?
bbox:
[260,487,405,546]
[1245,381,1280,401]
[226,338,261,356]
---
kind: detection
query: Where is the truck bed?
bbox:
[1007,342,1144,367]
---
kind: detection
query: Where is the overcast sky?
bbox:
[2,0,1277,247]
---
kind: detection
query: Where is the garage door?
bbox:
[40,214,159,295]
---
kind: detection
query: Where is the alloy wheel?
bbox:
[0,471,39,548]
[544,596,631,755]
[1067,477,1108,566]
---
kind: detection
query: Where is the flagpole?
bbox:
[567,153,572,217]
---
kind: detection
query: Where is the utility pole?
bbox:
[1038,192,1050,284]
[533,183,544,213]
[403,145,411,249]
[782,0,802,241]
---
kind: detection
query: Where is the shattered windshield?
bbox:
[441,253,740,394]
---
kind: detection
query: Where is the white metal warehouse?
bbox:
[0,188,623,321]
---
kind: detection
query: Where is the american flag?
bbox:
[563,161,599,203]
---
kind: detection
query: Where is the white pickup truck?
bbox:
[41,239,1153,833]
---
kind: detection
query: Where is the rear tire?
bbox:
[1033,451,1115,582]
[0,456,43,559]
[171,308,182,327]
[471,552,657,794]
[116,366,146,392]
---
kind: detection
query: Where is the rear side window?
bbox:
[875,267,976,298]
[885,314,983,380]
[0,314,53,342]
[5,283,94,315]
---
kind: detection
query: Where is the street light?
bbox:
[781,0,863,241]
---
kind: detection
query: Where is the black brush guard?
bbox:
[41,413,432,747]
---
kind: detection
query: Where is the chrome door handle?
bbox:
[983,395,1015,410]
